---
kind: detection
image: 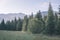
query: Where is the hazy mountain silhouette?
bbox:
[0,13,26,22]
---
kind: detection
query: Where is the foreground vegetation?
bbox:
[0,30,60,40]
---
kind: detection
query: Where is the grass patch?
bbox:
[0,30,60,40]
[0,30,33,40]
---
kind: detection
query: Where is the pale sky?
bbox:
[0,0,60,15]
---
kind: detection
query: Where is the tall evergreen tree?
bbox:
[56,17,60,35]
[35,10,42,20]
[56,5,60,35]
[6,21,12,30]
[16,18,22,31]
[10,20,15,30]
[55,13,58,28]
[46,3,55,35]
[27,13,34,32]
[14,17,17,30]
[0,19,6,30]
[28,10,45,33]
[54,13,58,34]
[22,15,28,31]
[35,10,45,32]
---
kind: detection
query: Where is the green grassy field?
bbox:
[0,30,60,40]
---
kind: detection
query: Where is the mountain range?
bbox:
[0,13,26,22]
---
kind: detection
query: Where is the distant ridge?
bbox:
[0,13,26,22]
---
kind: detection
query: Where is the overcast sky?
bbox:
[0,0,60,15]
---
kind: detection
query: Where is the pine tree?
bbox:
[14,17,17,30]
[54,13,58,34]
[10,20,15,30]
[28,10,45,34]
[16,18,22,31]
[55,13,58,28]
[56,17,60,35]
[56,5,60,35]
[0,19,6,30]
[35,10,42,20]
[46,3,55,35]
[35,10,45,33]
[22,15,28,31]
[6,21,12,30]
[27,12,34,32]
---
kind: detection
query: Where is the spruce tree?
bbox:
[35,10,42,20]
[28,10,44,34]
[10,20,15,30]
[35,10,45,33]
[56,5,60,35]
[6,21,13,30]
[0,19,6,30]
[14,17,17,30]
[54,13,58,34]
[46,3,55,35]
[56,17,60,35]
[27,13,34,32]
[22,15,28,31]
[55,13,58,28]
[16,18,22,31]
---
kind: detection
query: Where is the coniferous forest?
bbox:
[0,3,60,36]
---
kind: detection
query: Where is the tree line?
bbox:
[0,17,23,31]
[0,3,60,35]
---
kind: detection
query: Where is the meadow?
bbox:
[0,30,60,40]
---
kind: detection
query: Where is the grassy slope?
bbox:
[0,30,60,40]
